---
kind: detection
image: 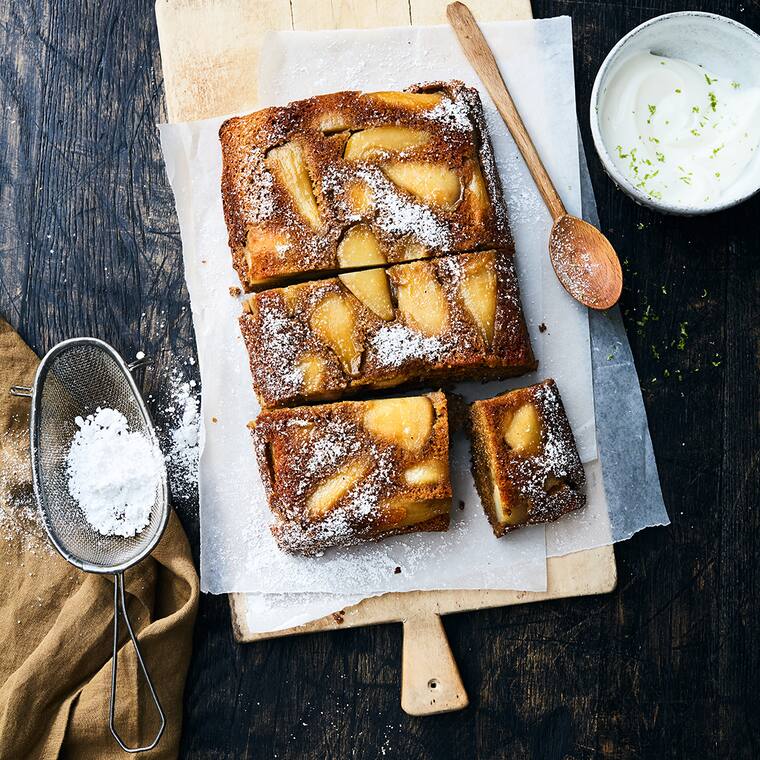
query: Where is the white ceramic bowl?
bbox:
[590,11,760,215]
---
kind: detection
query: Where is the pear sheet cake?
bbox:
[220,81,510,291]
[251,393,451,555]
[219,82,587,555]
[240,250,535,409]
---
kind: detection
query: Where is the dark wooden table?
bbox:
[1,1,758,757]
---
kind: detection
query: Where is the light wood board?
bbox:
[154,0,618,717]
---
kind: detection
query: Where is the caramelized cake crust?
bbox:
[220,81,511,290]
[251,392,452,554]
[470,379,586,536]
[240,250,536,408]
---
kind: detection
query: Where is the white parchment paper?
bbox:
[158,18,668,621]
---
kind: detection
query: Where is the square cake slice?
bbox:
[240,250,536,408]
[220,81,511,290]
[251,392,451,555]
[470,380,586,536]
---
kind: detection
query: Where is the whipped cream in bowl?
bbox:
[590,12,760,215]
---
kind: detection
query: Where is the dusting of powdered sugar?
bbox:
[66,407,163,537]
[369,323,448,368]
[302,419,361,481]
[339,446,394,520]
[488,117,545,228]
[436,252,465,285]
[0,423,49,553]
[284,445,395,552]
[549,240,602,308]
[354,167,453,250]
[237,146,275,225]
[509,383,582,513]
[424,95,473,132]
[257,307,305,397]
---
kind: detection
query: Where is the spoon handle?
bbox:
[447,1,567,221]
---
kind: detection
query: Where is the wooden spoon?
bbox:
[447,1,622,310]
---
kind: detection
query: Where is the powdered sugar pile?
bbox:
[66,407,163,537]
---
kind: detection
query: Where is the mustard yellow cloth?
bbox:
[0,318,199,758]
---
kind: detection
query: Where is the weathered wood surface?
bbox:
[1,0,759,757]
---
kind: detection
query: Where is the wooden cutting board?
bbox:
[154,0,617,717]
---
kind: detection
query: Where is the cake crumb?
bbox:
[538,322,547,333]
[229,286,242,297]
[394,566,402,574]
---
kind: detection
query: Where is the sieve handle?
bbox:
[110,572,166,753]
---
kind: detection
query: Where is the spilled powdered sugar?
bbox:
[146,358,202,510]
[163,371,201,499]
[0,355,202,548]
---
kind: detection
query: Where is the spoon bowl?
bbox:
[549,214,623,310]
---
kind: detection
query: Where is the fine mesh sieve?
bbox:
[12,337,169,753]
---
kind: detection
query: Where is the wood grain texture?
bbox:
[411,0,531,25]
[156,0,292,120]
[0,0,758,758]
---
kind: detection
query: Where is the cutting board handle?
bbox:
[401,613,468,715]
